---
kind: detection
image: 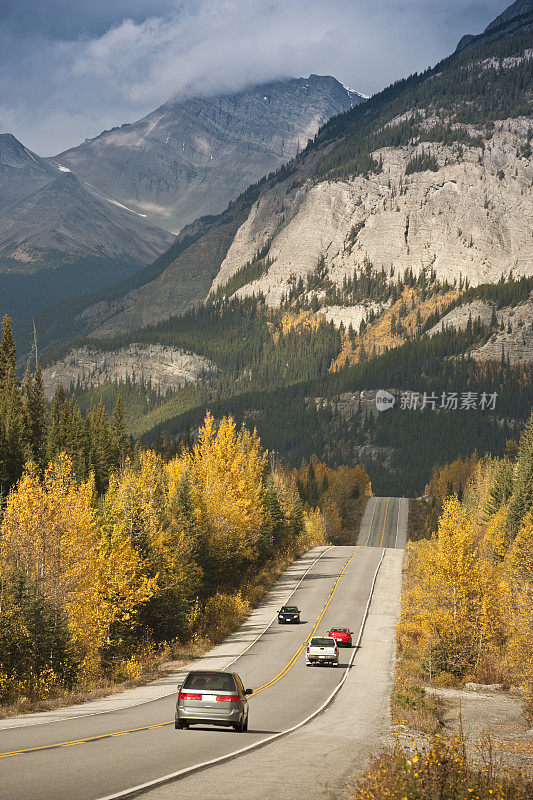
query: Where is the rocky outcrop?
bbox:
[57,76,364,234]
[318,304,385,329]
[472,301,533,362]
[426,301,495,335]
[427,293,533,364]
[214,119,533,305]
[42,345,215,398]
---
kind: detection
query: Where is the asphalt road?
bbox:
[0,497,407,800]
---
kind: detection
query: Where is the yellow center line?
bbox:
[250,545,361,696]
[378,498,390,548]
[0,546,361,759]
[0,722,173,759]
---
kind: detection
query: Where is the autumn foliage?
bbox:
[398,413,533,711]
[292,456,371,543]
[0,413,327,707]
[353,734,533,800]
[331,287,458,370]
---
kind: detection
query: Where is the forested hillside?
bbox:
[39,267,529,495]
[0,316,372,709]
[35,8,533,496]
[309,31,531,181]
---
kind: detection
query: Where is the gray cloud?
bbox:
[0,1,506,155]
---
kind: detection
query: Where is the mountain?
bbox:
[0,134,174,271]
[0,133,175,323]
[72,6,532,341]
[456,0,533,52]
[0,133,58,204]
[56,75,364,234]
[40,2,533,495]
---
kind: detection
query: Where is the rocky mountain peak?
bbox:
[456,0,533,52]
[0,133,52,174]
[72,11,532,341]
[56,75,365,233]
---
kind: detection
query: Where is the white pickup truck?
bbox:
[306,636,338,666]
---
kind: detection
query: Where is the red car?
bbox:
[328,627,353,647]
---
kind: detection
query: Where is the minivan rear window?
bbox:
[183,672,237,692]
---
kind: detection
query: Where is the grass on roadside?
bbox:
[351,733,533,800]
[392,678,445,733]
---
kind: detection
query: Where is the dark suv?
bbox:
[278,605,301,624]
[175,670,252,731]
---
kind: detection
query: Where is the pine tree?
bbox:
[87,400,114,493]
[66,396,89,479]
[22,360,47,470]
[111,394,130,466]
[0,316,25,492]
[0,315,17,383]
[306,460,319,508]
[489,458,513,513]
[507,412,533,536]
[47,383,67,463]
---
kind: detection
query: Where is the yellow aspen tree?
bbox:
[166,452,190,500]
[188,414,267,578]
[463,458,497,525]
[1,455,155,675]
[101,452,196,628]
[506,513,533,695]
[413,497,495,678]
[397,539,434,666]
[303,508,326,547]
[1,457,98,616]
[481,505,509,561]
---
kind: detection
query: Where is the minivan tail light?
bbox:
[179,692,201,700]
[216,694,240,702]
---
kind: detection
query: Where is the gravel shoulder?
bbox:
[401,684,533,776]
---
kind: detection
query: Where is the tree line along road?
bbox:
[0,497,407,800]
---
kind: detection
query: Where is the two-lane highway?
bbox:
[359,496,407,549]
[0,498,407,800]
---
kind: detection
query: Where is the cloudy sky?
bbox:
[0,0,507,155]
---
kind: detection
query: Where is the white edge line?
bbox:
[0,547,332,731]
[394,498,400,549]
[95,549,386,800]
[355,548,385,649]
[365,497,378,546]
[222,546,333,670]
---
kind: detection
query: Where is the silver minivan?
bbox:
[175,670,252,731]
